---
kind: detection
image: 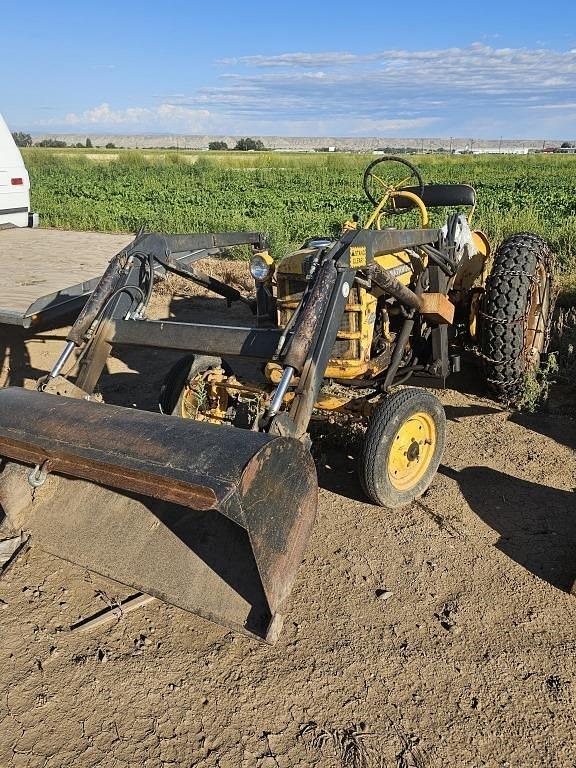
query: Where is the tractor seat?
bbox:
[394,183,476,209]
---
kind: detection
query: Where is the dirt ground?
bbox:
[0,261,575,767]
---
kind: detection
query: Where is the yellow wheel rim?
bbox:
[388,411,436,491]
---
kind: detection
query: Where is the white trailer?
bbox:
[0,113,34,228]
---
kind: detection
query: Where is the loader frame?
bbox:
[54,224,454,442]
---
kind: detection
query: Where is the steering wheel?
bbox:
[363,155,424,215]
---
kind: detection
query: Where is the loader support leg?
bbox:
[75,259,146,394]
[429,265,450,382]
[75,321,114,393]
[381,316,415,391]
[289,267,356,437]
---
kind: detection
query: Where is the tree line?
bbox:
[11,133,117,149]
[208,138,266,151]
[12,133,268,152]
[12,132,267,152]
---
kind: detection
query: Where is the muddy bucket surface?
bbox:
[0,388,317,641]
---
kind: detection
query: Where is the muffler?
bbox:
[0,388,317,641]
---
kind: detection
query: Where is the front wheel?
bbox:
[359,388,446,508]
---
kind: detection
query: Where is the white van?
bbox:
[0,113,33,227]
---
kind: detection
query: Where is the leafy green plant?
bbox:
[518,353,559,412]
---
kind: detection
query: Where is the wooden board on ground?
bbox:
[0,534,30,575]
[70,593,157,632]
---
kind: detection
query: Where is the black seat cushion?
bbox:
[394,183,476,209]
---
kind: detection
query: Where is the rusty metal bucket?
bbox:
[0,388,317,641]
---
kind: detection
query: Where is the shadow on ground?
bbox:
[508,410,576,451]
[315,451,366,503]
[444,403,503,421]
[440,464,576,593]
[0,327,56,387]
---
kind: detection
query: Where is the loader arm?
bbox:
[54,232,269,392]
[50,226,439,411]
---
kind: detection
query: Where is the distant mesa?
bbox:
[26,134,565,154]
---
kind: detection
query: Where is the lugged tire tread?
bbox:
[481,233,554,404]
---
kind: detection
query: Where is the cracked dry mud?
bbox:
[0,261,575,767]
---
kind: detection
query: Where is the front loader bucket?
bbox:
[0,388,317,642]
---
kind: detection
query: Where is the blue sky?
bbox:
[3,0,576,139]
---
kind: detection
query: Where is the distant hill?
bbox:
[28,134,559,152]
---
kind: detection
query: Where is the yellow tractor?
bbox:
[0,156,555,641]
[161,155,555,506]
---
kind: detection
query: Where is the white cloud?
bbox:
[530,102,576,110]
[61,102,212,131]
[46,44,576,137]
[64,104,149,125]
[218,44,576,91]
[195,44,576,116]
[218,52,366,68]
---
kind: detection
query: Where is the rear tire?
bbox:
[359,388,446,508]
[480,233,555,404]
[159,355,222,416]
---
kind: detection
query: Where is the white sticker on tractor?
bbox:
[342,282,350,298]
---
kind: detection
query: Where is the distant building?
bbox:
[454,147,529,155]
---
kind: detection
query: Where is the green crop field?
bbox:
[24,149,576,284]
